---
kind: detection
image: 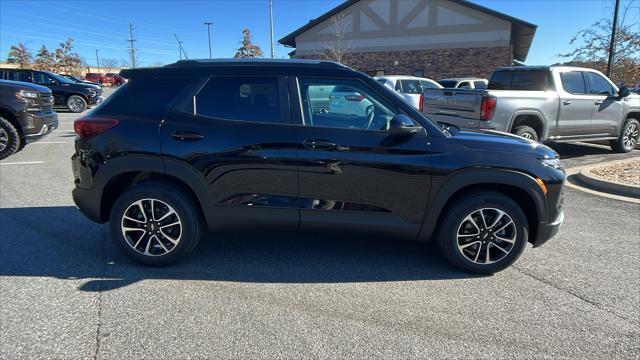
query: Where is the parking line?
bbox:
[0,161,45,165]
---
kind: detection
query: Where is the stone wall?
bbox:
[295,46,512,79]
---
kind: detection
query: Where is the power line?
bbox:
[174,34,188,60]
[128,22,137,68]
[607,0,620,77]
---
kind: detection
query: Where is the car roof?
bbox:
[375,75,439,82]
[438,77,487,81]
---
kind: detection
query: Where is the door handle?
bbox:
[172,131,204,142]
[302,139,336,150]
[563,100,572,105]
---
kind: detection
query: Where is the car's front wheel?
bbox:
[0,117,21,160]
[611,118,639,153]
[437,191,528,274]
[66,95,87,113]
[109,182,204,266]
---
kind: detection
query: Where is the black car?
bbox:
[71,59,565,274]
[61,74,102,88]
[0,79,58,159]
[0,69,102,113]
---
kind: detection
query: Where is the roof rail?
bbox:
[165,58,347,68]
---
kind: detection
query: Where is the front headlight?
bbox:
[16,90,38,99]
[539,157,562,169]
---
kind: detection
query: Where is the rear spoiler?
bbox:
[119,67,158,80]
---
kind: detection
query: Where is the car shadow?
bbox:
[0,206,477,293]
[547,142,615,159]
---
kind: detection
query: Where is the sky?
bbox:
[0,0,637,67]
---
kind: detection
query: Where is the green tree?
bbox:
[234,28,263,58]
[33,45,55,71]
[6,43,33,69]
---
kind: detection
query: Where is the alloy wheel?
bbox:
[623,123,638,149]
[456,208,517,265]
[0,128,8,152]
[121,198,182,256]
[69,98,84,112]
[521,133,534,140]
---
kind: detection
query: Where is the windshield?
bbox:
[47,72,75,84]
[438,80,458,88]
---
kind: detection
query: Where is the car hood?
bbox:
[452,129,558,158]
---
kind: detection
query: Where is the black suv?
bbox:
[0,79,58,159]
[0,69,102,113]
[72,59,565,274]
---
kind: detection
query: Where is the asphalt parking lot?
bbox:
[1,88,639,359]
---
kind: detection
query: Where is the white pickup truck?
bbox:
[375,75,442,110]
[423,66,640,153]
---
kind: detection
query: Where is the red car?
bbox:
[84,73,116,86]
[106,73,126,86]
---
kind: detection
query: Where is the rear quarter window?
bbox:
[93,75,193,119]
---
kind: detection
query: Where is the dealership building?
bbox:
[279,0,537,79]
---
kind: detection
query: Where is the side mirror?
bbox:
[618,86,630,98]
[389,114,420,136]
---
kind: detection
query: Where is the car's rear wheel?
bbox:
[512,125,539,142]
[0,117,21,160]
[437,191,528,274]
[67,95,87,113]
[109,182,204,266]
[611,118,639,153]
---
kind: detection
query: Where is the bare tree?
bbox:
[53,38,83,75]
[559,0,639,84]
[6,43,33,69]
[321,13,352,64]
[101,58,119,73]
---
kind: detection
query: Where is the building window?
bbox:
[375,70,385,76]
[414,69,424,77]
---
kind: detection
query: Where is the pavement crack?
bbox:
[513,265,639,328]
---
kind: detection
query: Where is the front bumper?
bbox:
[87,95,103,105]
[532,211,564,247]
[24,112,58,142]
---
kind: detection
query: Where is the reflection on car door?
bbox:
[584,71,624,136]
[292,77,432,238]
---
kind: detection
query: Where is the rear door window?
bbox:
[457,81,471,89]
[560,72,586,94]
[473,81,487,89]
[195,76,282,124]
[6,70,33,83]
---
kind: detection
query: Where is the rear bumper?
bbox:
[532,211,564,247]
[72,186,104,223]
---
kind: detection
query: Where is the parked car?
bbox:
[0,79,58,159]
[424,66,640,152]
[0,69,102,113]
[84,73,105,84]
[438,78,488,89]
[106,73,126,86]
[61,74,102,87]
[375,75,442,109]
[71,59,565,274]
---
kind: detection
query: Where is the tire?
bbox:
[66,95,87,113]
[512,125,539,142]
[0,117,21,160]
[437,191,529,274]
[611,118,639,153]
[109,182,204,266]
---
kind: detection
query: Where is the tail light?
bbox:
[74,116,118,139]
[345,94,365,101]
[480,96,496,121]
[419,93,424,112]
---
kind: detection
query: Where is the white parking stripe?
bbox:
[0,161,45,165]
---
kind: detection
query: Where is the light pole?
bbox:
[606,0,620,77]
[269,0,274,58]
[95,50,100,73]
[204,22,213,58]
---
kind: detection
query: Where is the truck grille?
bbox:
[38,93,54,113]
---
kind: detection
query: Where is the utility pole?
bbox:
[128,22,137,68]
[269,0,275,58]
[204,22,213,58]
[606,0,620,78]
[95,49,100,73]
[174,33,188,60]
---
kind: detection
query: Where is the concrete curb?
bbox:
[565,159,640,203]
